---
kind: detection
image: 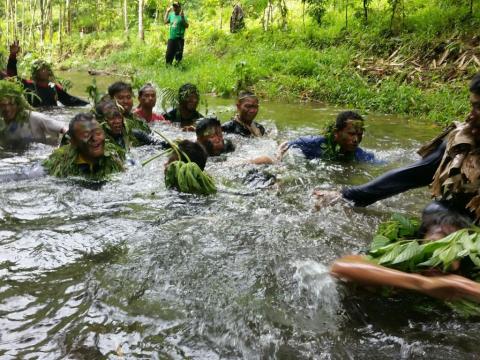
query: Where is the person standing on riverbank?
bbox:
[164,2,189,66]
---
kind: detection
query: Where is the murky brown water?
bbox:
[1,72,477,359]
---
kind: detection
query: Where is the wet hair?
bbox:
[31,59,54,81]
[68,113,95,140]
[171,140,208,170]
[417,201,472,238]
[469,73,480,96]
[108,81,133,98]
[95,99,121,120]
[178,83,199,103]
[195,117,221,137]
[237,90,258,104]
[335,111,364,131]
[138,83,156,97]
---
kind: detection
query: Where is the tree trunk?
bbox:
[219,4,223,30]
[59,0,63,56]
[6,0,10,45]
[345,0,348,29]
[66,0,71,34]
[13,0,17,40]
[48,0,53,46]
[390,0,399,32]
[39,0,45,45]
[363,0,368,23]
[123,0,128,32]
[302,1,305,29]
[138,0,144,41]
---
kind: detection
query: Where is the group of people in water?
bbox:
[3,39,480,309]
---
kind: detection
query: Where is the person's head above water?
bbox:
[328,111,365,154]
[108,81,134,114]
[0,80,31,123]
[95,100,124,137]
[178,83,199,112]
[138,83,157,111]
[195,117,224,156]
[31,60,54,83]
[418,201,472,241]
[69,113,106,161]
[165,140,208,171]
[236,90,259,124]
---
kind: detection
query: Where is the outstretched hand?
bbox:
[420,274,480,302]
[313,189,342,207]
[9,40,20,56]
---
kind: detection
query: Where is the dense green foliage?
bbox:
[1,1,480,123]
[369,214,480,317]
[165,160,217,195]
[43,142,125,181]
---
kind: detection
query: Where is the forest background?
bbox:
[1,0,479,124]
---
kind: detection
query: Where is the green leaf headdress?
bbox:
[31,59,54,81]
[178,83,199,104]
[0,79,32,123]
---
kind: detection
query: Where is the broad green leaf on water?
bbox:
[377,243,406,265]
[370,234,392,251]
[392,240,421,265]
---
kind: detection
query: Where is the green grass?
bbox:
[49,2,480,125]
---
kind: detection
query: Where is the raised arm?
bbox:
[341,141,446,206]
[164,7,172,24]
[7,40,20,77]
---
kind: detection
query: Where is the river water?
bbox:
[1,72,478,359]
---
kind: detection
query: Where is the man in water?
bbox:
[164,2,189,66]
[9,50,88,107]
[196,117,235,156]
[107,81,151,134]
[133,84,168,124]
[163,83,203,130]
[315,73,480,221]
[0,80,67,147]
[96,99,163,151]
[222,91,265,137]
[330,203,480,303]
[280,111,374,162]
[250,111,374,165]
[43,113,124,180]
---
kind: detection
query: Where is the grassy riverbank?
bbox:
[22,2,480,124]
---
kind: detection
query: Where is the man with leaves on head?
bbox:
[8,43,88,107]
[163,83,203,131]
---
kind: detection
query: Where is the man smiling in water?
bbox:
[43,113,124,180]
